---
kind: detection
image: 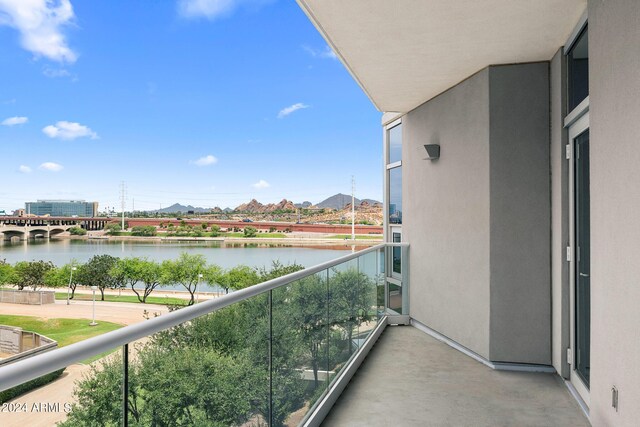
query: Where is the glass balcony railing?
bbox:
[0,243,408,427]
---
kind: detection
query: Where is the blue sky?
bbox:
[0,0,381,213]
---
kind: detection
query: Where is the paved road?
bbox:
[0,299,168,325]
[1,364,90,427]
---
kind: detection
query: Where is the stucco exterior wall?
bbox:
[588,0,640,425]
[404,64,551,364]
[404,68,492,359]
[488,63,551,364]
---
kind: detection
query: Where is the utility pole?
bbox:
[120,181,126,230]
[351,175,356,240]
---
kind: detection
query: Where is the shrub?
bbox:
[104,223,122,234]
[210,224,221,237]
[269,226,276,233]
[69,227,87,236]
[131,226,157,237]
[243,227,257,238]
[0,369,65,404]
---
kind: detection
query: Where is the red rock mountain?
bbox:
[235,199,297,213]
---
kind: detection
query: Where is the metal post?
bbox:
[351,176,356,240]
[90,286,98,326]
[122,343,129,427]
[66,267,76,305]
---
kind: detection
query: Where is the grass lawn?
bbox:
[0,314,122,348]
[327,234,384,240]
[54,292,188,306]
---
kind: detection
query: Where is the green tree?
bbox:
[63,347,261,427]
[76,255,118,300]
[109,258,140,295]
[243,226,257,237]
[62,262,311,427]
[216,265,260,294]
[257,261,304,282]
[0,259,17,287]
[209,224,221,237]
[61,355,127,427]
[134,259,165,303]
[162,253,206,305]
[13,260,55,291]
[44,263,79,290]
[47,262,82,299]
[329,268,375,354]
[137,348,260,426]
[288,273,330,388]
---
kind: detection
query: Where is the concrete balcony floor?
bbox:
[323,325,589,427]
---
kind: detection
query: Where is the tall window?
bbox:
[565,17,591,402]
[385,120,403,311]
[387,123,402,225]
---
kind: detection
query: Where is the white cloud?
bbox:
[18,165,32,173]
[39,162,63,172]
[1,116,28,126]
[177,0,272,20]
[42,121,98,140]
[42,66,71,78]
[277,103,309,119]
[192,154,218,166]
[252,179,270,189]
[303,45,338,60]
[0,0,77,63]
[178,0,236,19]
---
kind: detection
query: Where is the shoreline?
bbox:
[67,234,384,247]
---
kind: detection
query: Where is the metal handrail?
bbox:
[0,242,406,391]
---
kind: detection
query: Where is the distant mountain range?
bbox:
[147,194,381,214]
[314,193,381,210]
[152,203,227,214]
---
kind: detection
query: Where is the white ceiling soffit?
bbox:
[297,0,586,113]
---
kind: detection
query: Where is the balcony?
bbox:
[325,325,588,426]
[0,243,587,426]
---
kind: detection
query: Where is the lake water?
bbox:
[0,239,357,291]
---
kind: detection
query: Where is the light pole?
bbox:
[89,286,98,326]
[66,266,77,305]
[197,273,203,303]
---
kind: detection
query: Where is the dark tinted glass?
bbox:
[568,25,589,112]
[392,232,401,275]
[388,167,402,224]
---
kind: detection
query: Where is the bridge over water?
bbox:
[0,217,108,241]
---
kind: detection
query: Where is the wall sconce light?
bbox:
[424,144,440,160]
